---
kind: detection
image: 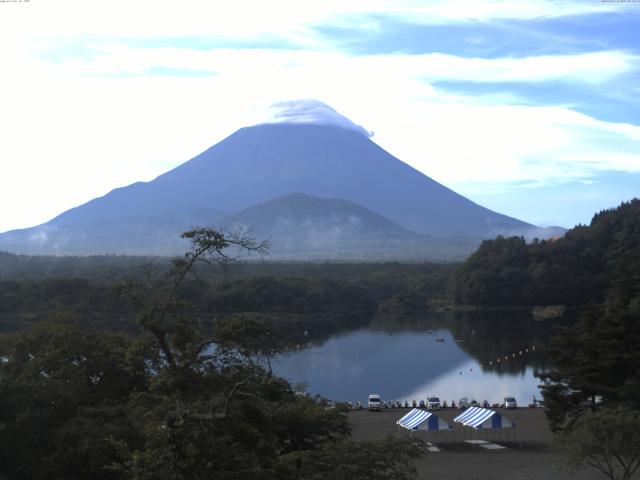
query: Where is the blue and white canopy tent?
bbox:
[453,406,520,447]
[396,409,452,441]
[453,406,515,428]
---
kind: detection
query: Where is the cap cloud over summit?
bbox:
[266,99,373,138]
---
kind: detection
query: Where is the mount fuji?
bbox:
[0,100,560,258]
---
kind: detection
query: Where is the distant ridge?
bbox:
[222,193,416,237]
[220,193,421,257]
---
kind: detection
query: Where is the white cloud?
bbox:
[0,0,616,46]
[380,0,615,23]
[0,1,320,43]
[379,102,640,189]
[0,2,638,232]
[265,99,373,137]
[34,43,638,89]
[413,51,637,84]
[1,43,639,231]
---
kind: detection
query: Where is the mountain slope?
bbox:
[153,123,534,237]
[0,120,547,256]
[0,207,225,255]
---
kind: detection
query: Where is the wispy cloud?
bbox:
[45,43,638,85]
[4,43,637,180]
[407,51,637,84]
[0,0,638,231]
[367,0,617,23]
[1,0,618,43]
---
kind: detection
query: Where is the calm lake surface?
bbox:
[271,312,555,406]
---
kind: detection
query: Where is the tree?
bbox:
[213,312,293,374]
[536,237,640,478]
[557,407,640,480]
[117,227,269,388]
[537,251,640,431]
[115,227,422,480]
[449,199,640,307]
[287,437,424,480]
[0,227,425,479]
[0,314,149,480]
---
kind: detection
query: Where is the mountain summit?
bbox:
[0,102,552,256]
[265,99,373,138]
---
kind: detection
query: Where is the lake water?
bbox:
[271,313,554,407]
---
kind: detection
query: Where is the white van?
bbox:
[427,396,441,410]
[458,397,478,410]
[368,394,382,411]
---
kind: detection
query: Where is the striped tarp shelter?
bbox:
[453,406,515,429]
[453,406,520,448]
[397,408,451,432]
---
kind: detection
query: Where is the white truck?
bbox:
[427,396,441,410]
[368,394,382,411]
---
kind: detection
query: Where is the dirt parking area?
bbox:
[349,408,608,480]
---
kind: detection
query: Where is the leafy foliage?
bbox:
[288,437,424,480]
[0,228,422,480]
[524,205,640,476]
[0,315,148,479]
[213,313,293,374]
[557,407,640,480]
[204,276,376,316]
[537,235,640,431]
[450,199,640,306]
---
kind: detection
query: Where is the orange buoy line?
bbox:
[485,345,536,367]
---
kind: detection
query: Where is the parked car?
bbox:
[427,396,441,410]
[504,397,518,409]
[368,394,382,411]
[458,397,479,409]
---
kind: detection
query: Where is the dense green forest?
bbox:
[0,250,448,283]
[449,199,640,307]
[0,229,424,480]
[2,200,638,328]
[0,256,453,336]
[0,201,638,478]
[532,204,640,479]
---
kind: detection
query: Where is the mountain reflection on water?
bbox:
[272,311,559,406]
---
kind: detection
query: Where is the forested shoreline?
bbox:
[0,229,428,480]
[2,200,638,333]
[0,251,454,338]
[0,200,638,479]
[449,199,640,307]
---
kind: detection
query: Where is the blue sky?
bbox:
[0,0,639,232]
